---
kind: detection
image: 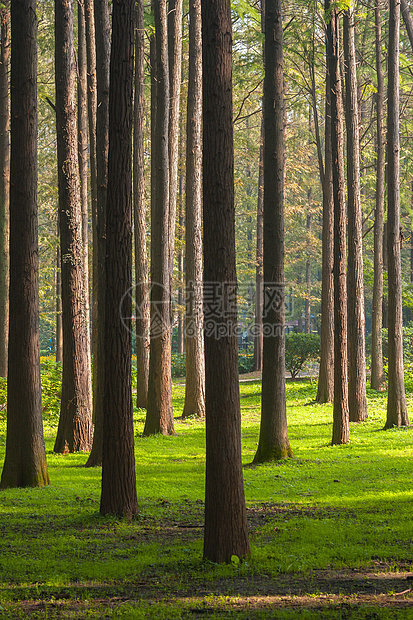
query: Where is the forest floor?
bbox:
[0,374,413,619]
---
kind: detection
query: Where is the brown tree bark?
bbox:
[253,117,264,373]
[253,0,293,463]
[326,2,350,445]
[84,0,98,409]
[343,8,367,423]
[167,0,183,285]
[56,219,63,364]
[385,0,409,429]
[54,0,93,454]
[316,62,334,404]
[371,0,386,391]
[100,0,138,519]
[1,0,49,489]
[85,0,110,467]
[202,0,250,564]
[0,1,9,379]
[134,0,150,410]
[145,0,175,436]
[77,0,93,418]
[182,0,205,419]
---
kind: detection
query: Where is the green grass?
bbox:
[0,373,412,618]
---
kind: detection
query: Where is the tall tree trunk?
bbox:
[401,0,413,50]
[316,60,334,404]
[167,0,183,290]
[54,0,93,454]
[305,209,311,334]
[202,0,250,564]
[183,0,205,419]
[0,1,9,378]
[145,0,175,436]
[385,0,409,429]
[1,0,49,489]
[84,0,98,409]
[253,117,264,372]
[134,0,150,410]
[77,0,93,418]
[56,220,63,363]
[343,8,367,423]
[253,0,293,463]
[100,0,138,518]
[326,2,350,445]
[371,0,386,391]
[85,0,110,467]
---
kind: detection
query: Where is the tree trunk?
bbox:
[56,221,63,363]
[371,0,386,391]
[253,0,293,463]
[305,209,311,334]
[84,0,98,409]
[85,0,110,467]
[202,0,250,564]
[401,0,413,51]
[1,0,49,489]
[134,0,150,410]
[0,1,9,379]
[77,0,93,418]
[100,0,138,519]
[253,117,264,373]
[145,0,175,436]
[343,8,367,423]
[183,0,205,419]
[326,2,350,445]
[54,0,93,454]
[385,0,409,429]
[316,60,334,404]
[167,0,183,290]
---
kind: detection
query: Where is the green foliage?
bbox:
[40,358,62,419]
[171,353,186,378]
[285,332,321,379]
[238,348,255,374]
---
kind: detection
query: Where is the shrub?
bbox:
[238,349,254,374]
[285,332,320,379]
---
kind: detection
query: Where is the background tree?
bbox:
[145,0,175,436]
[385,0,409,429]
[134,0,150,410]
[253,0,293,463]
[343,6,367,422]
[0,0,9,379]
[85,0,110,467]
[183,0,205,418]
[54,0,93,454]
[1,0,49,489]
[371,0,386,391]
[202,0,250,564]
[326,0,350,445]
[100,0,138,518]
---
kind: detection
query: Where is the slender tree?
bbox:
[316,52,334,404]
[253,118,264,373]
[326,0,350,445]
[253,0,293,463]
[202,0,250,564]
[1,0,49,489]
[54,0,93,454]
[134,0,150,410]
[183,0,205,418]
[85,0,110,467]
[385,0,409,429]
[100,0,138,518]
[371,0,386,391]
[167,0,183,282]
[0,1,9,379]
[343,7,367,422]
[145,0,175,436]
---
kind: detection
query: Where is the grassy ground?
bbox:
[0,372,412,618]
